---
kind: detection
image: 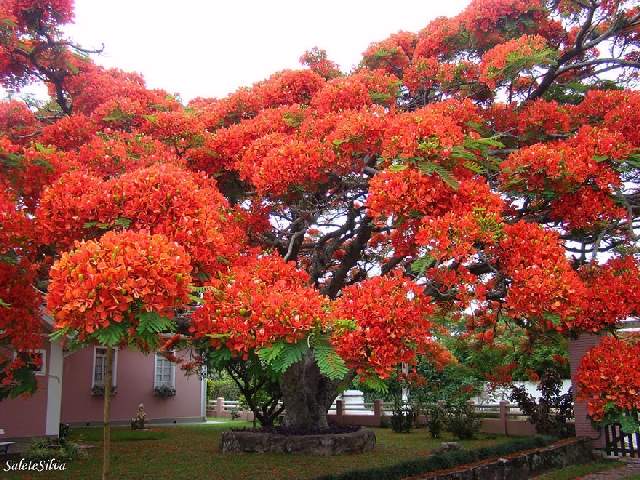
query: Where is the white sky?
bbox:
[65,0,470,102]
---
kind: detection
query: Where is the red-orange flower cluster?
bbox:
[47,230,192,338]
[497,222,585,327]
[37,164,245,277]
[479,35,551,88]
[331,275,436,379]
[190,255,327,357]
[577,337,640,422]
[573,257,640,332]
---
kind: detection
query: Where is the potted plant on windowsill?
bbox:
[92,385,117,396]
[153,385,176,398]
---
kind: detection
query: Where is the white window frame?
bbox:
[13,348,47,376]
[91,346,118,388]
[154,352,176,388]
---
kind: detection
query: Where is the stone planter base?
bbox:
[220,427,376,455]
[421,438,593,480]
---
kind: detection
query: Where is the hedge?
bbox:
[312,435,556,480]
[206,377,241,401]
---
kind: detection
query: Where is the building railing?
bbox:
[206,398,549,436]
[604,411,640,458]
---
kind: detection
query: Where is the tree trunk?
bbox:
[102,346,113,480]
[279,354,344,432]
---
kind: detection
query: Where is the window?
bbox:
[92,347,117,387]
[12,349,46,376]
[154,353,175,388]
[29,350,46,376]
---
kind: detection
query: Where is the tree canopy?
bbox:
[1,0,640,430]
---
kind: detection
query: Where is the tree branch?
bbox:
[321,216,373,299]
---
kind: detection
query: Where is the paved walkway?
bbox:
[579,460,640,480]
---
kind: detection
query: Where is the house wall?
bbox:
[0,341,54,439]
[45,341,63,435]
[61,347,204,425]
[568,332,605,448]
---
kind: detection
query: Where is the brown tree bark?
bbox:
[279,354,349,432]
[102,346,113,480]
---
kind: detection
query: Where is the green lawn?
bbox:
[2,421,510,480]
[534,460,622,480]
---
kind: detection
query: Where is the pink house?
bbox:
[60,345,206,427]
[0,337,206,440]
[0,336,63,439]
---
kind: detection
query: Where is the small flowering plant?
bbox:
[91,385,117,397]
[153,385,176,398]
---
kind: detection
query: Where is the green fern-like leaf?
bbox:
[625,153,640,169]
[463,160,487,174]
[410,256,435,276]
[270,340,309,373]
[6,365,37,398]
[450,145,477,162]
[136,311,175,335]
[188,294,204,304]
[113,217,132,228]
[484,156,502,172]
[94,323,127,347]
[619,415,640,434]
[418,161,459,190]
[208,347,232,370]
[388,163,408,172]
[257,342,286,364]
[360,375,389,394]
[604,410,640,435]
[470,136,505,149]
[313,343,349,380]
[49,327,69,343]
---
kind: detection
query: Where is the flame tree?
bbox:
[1,0,640,434]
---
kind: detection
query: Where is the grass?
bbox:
[2,421,510,480]
[534,459,623,480]
[73,428,169,442]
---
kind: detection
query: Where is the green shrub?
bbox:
[390,410,413,433]
[25,438,88,462]
[379,414,390,429]
[207,377,241,400]
[312,435,555,480]
[446,402,482,440]
[390,399,413,433]
[509,368,574,438]
[425,403,446,438]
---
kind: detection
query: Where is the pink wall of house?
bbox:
[569,332,605,448]
[0,342,51,438]
[61,347,204,425]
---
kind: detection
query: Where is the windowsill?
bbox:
[91,385,118,396]
[153,385,176,398]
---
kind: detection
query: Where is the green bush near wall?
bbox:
[206,377,241,400]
